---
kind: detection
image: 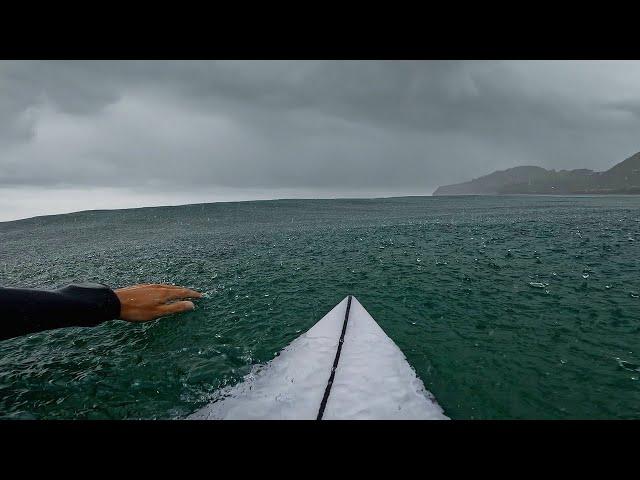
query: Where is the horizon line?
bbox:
[0,193,438,224]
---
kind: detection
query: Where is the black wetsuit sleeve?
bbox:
[0,283,121,341]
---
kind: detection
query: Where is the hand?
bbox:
[114,284,203,322]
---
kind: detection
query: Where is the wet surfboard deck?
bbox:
[188,296,448,420]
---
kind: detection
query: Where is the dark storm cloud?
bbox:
[1,60,640,196]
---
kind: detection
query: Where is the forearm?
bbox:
[0,283,121,341]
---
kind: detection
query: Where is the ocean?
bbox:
[0,195,639,419]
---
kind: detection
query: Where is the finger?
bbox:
[159,284,202,293]
[140,283,186,290]
[119,283,167,293]
[160,287,203,301]
[156,301,195,316]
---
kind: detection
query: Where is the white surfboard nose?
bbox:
[188,295,448,420]
[321,296,447,420]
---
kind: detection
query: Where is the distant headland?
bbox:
[433,151,640,195]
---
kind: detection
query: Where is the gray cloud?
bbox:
[1,60,640,219]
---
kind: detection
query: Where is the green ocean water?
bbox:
[1,195,639,419]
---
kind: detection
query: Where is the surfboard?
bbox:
[188,295,448,420]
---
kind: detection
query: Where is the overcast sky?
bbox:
[1,60,640,221]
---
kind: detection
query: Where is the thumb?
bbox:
[157,301,195,316]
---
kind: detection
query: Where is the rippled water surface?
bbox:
[1,196,639,419]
